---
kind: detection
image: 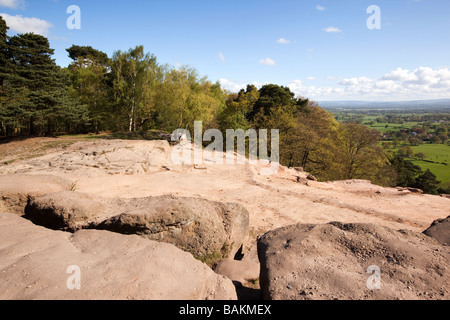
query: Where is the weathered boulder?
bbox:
[423,216,450,246]
[24,193,250,261]
[0,174,72,215]
[25,191,106,231]
[213,259,260,285]
[0,212,237,300]
[258,222,449,300]
[96,196,249,261]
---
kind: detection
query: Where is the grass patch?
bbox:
[410,144,450,164]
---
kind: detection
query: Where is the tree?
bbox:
[154,66,224,133]
[389,156,423,188]
[219,85,259,131]
[249,84,308,125]
[66,45,110,66]
[67,46,111,132]
[0,16,9,135]
[336,123,387,182]
[414,169,440,195]
[430,135,441,144]
[0,16,8,88]
[111,46,160,132]
[415,152,426,161]
[398,147,414,158]
[2,33,69,135]
[287,104,339,174]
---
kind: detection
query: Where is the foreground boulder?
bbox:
[25,192,249,261]
[258,222,449,300]
[0,212,237,300]
[423,216,450,246]
[213,259,260,285]
[25,191,106,231]
[0,174,72,215]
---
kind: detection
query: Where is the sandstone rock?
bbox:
[0,212,237,300]
[306,174,317,182]
[214,259,260,285]
[24,193,249,261]
[0,174,72,215]
[440,194,450,199]
[258,222,449,300]
[423,216,450,246]
[25,191,106,232]
[96,196,249,261]
[407,187,424,194]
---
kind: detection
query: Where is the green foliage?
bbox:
[0,30,86,136]
[154,66,224,133]
[66,45,110,66]
[414,169,440,195]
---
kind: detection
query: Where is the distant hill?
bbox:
[319,99,450,110]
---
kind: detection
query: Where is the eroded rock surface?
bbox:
[258,222,449,300]
[0,212,237,300]
[25,192,250,260]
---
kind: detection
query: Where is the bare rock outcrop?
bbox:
[213,259,260,285]
[423,216,450,246]
[0,174,72,215]
[257,222,449,300]
[25,192,250,261]
[0,212,237,300]
[24,191,106,231]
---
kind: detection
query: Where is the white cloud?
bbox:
[288,67,450,101]
[316,5,325,11]
[276,38,291,44]
[221,67,450,100]
[0,13,53,36]
[306,76,316,81]
[219,79,268,93]
[260,58,276,66]
[219,78,245,93]
[0,0,25,9]
[324,26,342,33]
[218,52,225,63]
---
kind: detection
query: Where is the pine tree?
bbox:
[5,33,66,135]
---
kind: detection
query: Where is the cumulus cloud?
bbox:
[287,67,450,100]
[219,79,245,93]
[0,13,53,36]
[260,58,276,66]
[220,67,450,100]
[219,79,269,93]
[0,0,25,9]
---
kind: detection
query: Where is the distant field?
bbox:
[364,121,423,134]
[398,144,450,187]
[410,144,450,163]
[411,160,450,187]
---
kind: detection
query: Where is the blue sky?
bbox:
[1,0,450,101]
